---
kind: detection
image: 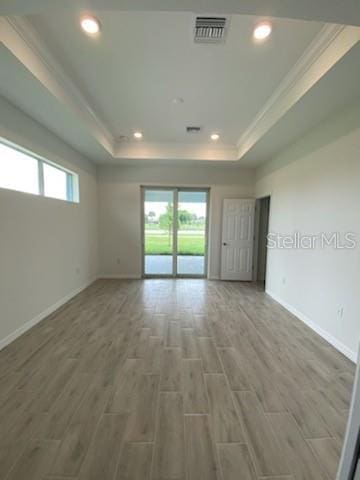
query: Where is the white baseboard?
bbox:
[266,290,357,363]
[0,277,97,352]
[99,274,141,280]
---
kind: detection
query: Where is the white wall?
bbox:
[0,97,98,348]
[98,164,255,279]
[2,91,359,364]
[256,100,360,360]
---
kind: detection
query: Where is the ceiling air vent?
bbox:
[194,16,227,43]
[186,126,201,133]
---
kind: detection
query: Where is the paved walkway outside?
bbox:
[145,255,204,275]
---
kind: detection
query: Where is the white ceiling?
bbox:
[0,3,360,165]
[27,12,323,146]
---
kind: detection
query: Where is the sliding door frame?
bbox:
[176,187,210,279]
[141,186,177,279]
[141,186,210,279]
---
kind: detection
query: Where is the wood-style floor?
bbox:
[0,279,355,480]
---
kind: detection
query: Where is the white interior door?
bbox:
[220,199,255,281]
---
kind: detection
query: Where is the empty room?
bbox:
[1,1,360,479]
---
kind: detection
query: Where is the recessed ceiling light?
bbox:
[134,131,143,139]
[80,16,101,35]
[253,22,272,41]
[211,133,220,141]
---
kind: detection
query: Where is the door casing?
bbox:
[253,195,271,286]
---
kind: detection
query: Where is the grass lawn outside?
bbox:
[145,223,204,231]
[145,233,205,255]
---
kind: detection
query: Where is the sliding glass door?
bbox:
[143,189,175,275]
[177,190,208,275]
[142,187,209,277]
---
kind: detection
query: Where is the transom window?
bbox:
[0,140,79,202]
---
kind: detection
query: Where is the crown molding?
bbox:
[115,141,239,161]
[0,16,115,156]
[237,24,360,160]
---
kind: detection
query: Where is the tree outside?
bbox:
[158,203,177,245]
[145,202,206,256]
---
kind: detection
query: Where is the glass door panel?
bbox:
[144,189,175,275]
[177,190,207,276]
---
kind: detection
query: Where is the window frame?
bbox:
[0,138,79,203]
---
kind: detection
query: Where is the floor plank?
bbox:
[217,348,250,391]
[165,322,181,347]
[193,314,212,337]
[208,316,232,347]
[50,376,112,476]
[160,348,182,392]
[106,359,142,414]
[197,337,223,373]
[184,415,219,480]
[127,328,151,359]
[116,443,153,480]
[125,374,160,442]
[38,373,91,440]
[308,437,342,479]
[6,439,59,480]
[152,393,185,480]
[182,359,209,414]
[205,374,245,442]
[233,391,290,477]
[143,337,163,374]
[232,335,286,412]
[78,413,128,480]
[273,372,331,439]
[302,388,349,440]
[150,314,166,336]
[181,329,199,359]
[218,444,257,480]
[267,413,329,480]
[0,391,46,478]
[35,358,79,413]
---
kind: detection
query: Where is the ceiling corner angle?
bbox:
[236,23,360,161]
[0,15,116,157]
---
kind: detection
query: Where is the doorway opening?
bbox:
[141,187,209,277]
[254,196,271,289]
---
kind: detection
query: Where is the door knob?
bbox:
[223,242,227,246]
